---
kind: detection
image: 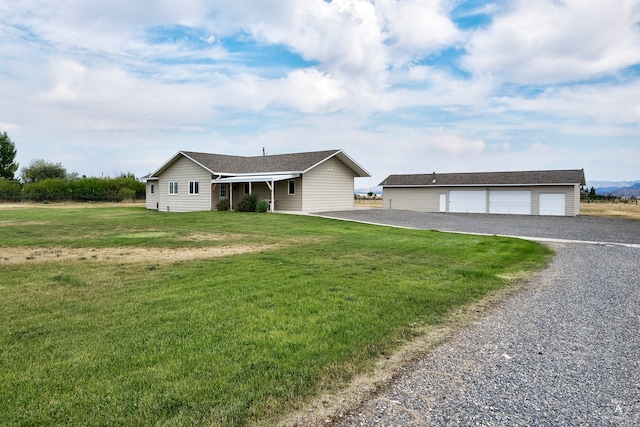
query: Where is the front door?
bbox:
[439,193,446,212]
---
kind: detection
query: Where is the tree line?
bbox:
[0,131,145,202]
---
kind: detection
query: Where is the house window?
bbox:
[150,184,155,194]
[189,181,199,195]
[220,183,229,198]
[244,182,250,194]
[169,181,178,195]
[288,180,295,195]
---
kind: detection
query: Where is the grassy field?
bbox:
[0,206,552,426]
[580,201,640,220]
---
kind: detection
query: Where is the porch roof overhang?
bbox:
[212,174,300,184]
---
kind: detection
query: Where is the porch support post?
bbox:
[211,183,217,210]
[265,179,275,212]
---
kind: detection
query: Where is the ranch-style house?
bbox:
[144,149,370,213]
[380,169,586,216]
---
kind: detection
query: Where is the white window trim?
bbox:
[220,183,229,198]
[189,181,199,195]
[288,179,295,196]
[169,181,178,195]
[150,184,155,194]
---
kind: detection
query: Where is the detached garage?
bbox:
[380,169,585,217]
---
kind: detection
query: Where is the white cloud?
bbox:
[276,69,349,114]
[377,0,462,63]
[1,0,640,184]
[463,0,640,84]
[243,0,388,79]
[495,81,640,125]
[430,134,485,156]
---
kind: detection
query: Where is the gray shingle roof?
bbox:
[182,149,343,174]
[151,149,370,177]
[380,169,586,187]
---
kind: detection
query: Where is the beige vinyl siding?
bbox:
[274,179,302,211]
[246,182,272,204]
[301,157,356,212]
[158,156,211,212]
[145,181,159,210]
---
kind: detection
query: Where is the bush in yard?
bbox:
[216,198,230,211]
[22,178,70,201]
[237,194,258,212]
[256,200,269,213]
[0,178,22,201]
[117,188,136,201]
[70,177,109,201]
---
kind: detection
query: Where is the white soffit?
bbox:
[212,174,300,184]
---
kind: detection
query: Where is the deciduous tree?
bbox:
[0,131,19,180]
[21,159,67,183]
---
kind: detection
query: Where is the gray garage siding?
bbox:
[382,187,440,211]
[382,185,580,216]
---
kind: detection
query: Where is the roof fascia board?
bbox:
[148,151,183,177]
[303,150,371,177]
[150,151,216,177]
[179,151,217,175]
[302,150,340,174]
[382,183,581,188]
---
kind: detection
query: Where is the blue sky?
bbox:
[1,0,639,188]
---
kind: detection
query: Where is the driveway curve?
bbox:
[317,210,640,426]
[318,209,640,247]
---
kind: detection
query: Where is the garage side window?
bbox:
[288,180,295,195]
[169,181,178,195]
[189,181,199,195]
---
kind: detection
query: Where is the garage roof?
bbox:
[380,169,586,187]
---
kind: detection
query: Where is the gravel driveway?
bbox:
[318,210,640,426]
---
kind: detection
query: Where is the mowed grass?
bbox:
[0,206,553,426]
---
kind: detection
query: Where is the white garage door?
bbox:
[449,190,486,213]
[539,193,566,216]
[489,191,531,215]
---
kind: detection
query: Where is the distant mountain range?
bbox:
[588,181,640,197]
[355,186,383,195]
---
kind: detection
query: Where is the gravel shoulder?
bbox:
[316,211,640,426]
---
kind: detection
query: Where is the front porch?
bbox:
[211,174,301,212]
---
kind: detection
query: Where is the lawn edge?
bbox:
[271,264,549,427]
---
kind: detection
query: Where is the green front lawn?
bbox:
[0,206,552,426]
